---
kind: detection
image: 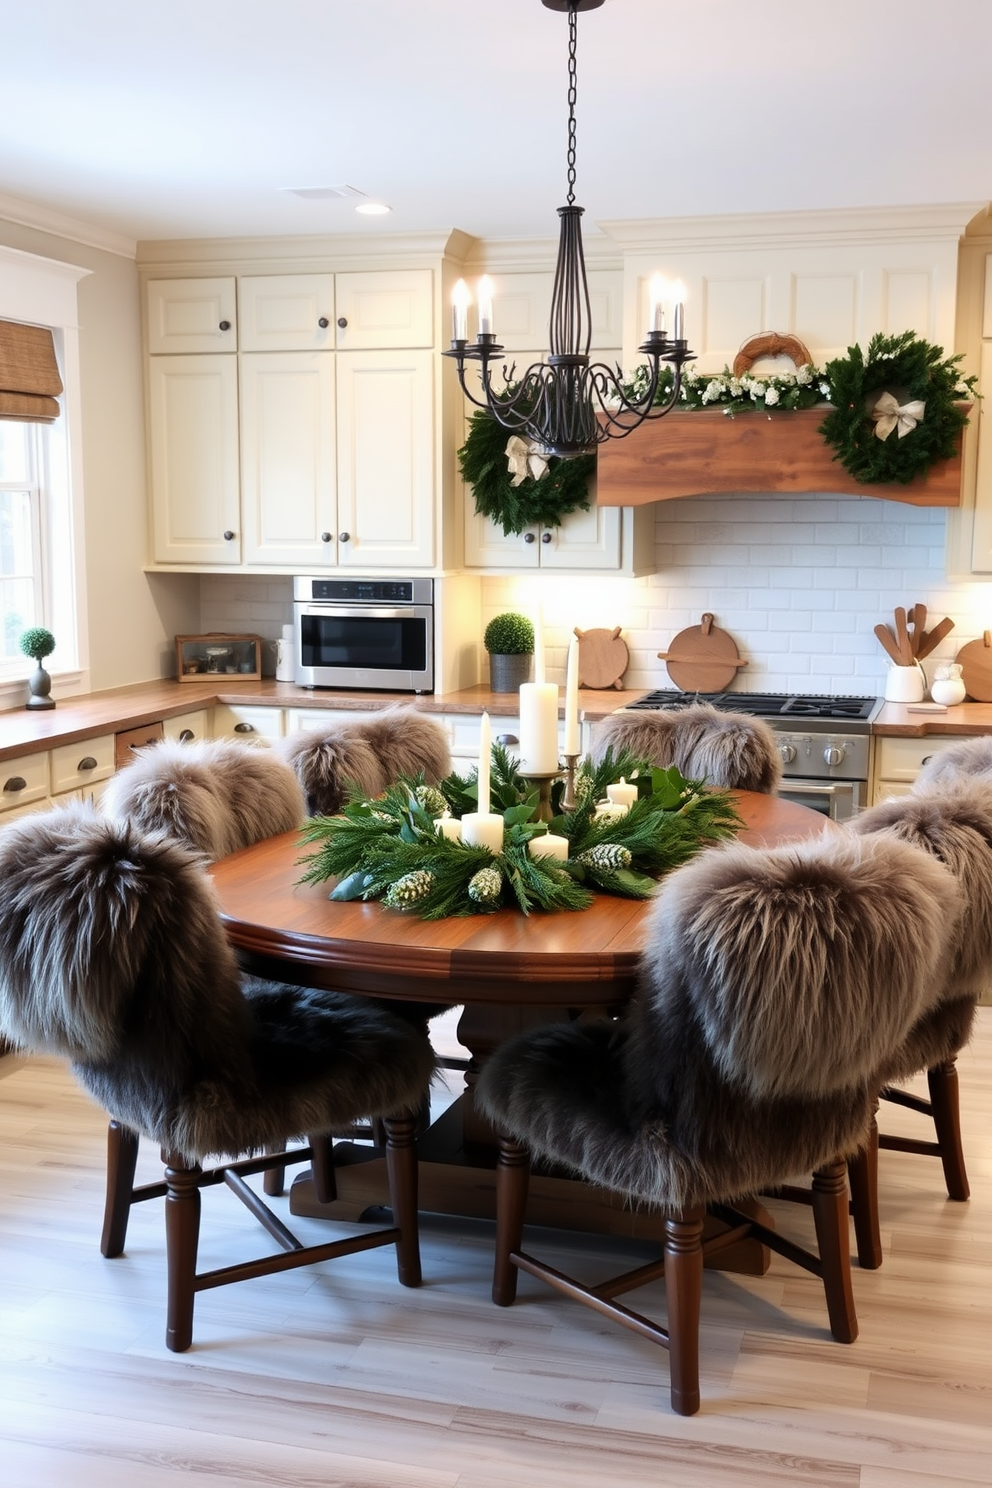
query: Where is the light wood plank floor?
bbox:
[1,1009,990,1487]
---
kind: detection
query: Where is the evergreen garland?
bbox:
[818,331,977,485]
[457,407,595,536]
[296,748,742,920]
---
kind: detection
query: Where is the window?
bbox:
[1,420,49,669]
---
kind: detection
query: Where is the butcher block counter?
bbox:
[871,701,992,737]
[0,679,645,764]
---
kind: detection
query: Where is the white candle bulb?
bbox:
[532,608,545,685]
[452,279,471,341]
[563,632,580,755]
[528,832,570,862]
[477,275,495,336]
[648,273,667,335]
[671,279,686,342]
[477,710,491,815]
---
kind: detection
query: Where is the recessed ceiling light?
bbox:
[355,202,392,216]
[282,184,367,201]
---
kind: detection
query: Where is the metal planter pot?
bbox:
[488,652,533,693]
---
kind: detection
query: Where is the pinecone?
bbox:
[578,842,632,872]
[414,784,448,816]
[468,866,503,904]
[383,869,435,909]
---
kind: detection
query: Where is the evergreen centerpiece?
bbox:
[297,743,743,920]
[19,626,56,711]
[484,612,534,693]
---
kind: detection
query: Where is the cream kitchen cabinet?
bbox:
[163,709,211,743]
[146,269,438,571]
[146,277,238,354]
[212,704,286,745]
[0,749,52,819]
[464,498,653,574]
[49,733,116,804]
[871,734,959,802]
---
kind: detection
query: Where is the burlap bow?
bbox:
[505,435,550,486]
[871,390,926,441]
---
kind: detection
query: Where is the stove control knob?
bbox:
[823,743,846,767]
[778,742,797,765]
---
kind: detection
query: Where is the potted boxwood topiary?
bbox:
[20,626,57,710]
[484,612,534,693]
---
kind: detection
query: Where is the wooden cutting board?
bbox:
[657,612,747,693]
[956,631,992,701]
[574,626,629,690]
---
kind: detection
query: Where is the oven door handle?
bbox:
[780,780,857,821]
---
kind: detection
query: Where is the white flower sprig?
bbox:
[612,361,831,416]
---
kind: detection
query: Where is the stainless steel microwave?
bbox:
[292,576,434,693]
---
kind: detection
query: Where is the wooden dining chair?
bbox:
[0,803,435,1351]
[589,701,782,793]
[476,829,960,1415]
[846,777,992,1265]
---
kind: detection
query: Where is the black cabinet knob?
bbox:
[541,531,552,544]
[318,317,329,329]
[219,320,231,331]
[523,532,536,544]
[337,317,348,328]
[223,530,235,541]
[339,531,350,542]
[320,531,332,543]
[178,730,194,743]
[234,722,255,734]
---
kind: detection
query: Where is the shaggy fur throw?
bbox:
[478,830,961,1213]
[914,734,992,791]
[589,704,782,794]
[0,803,436,1162]
[278,707,452,816]
[850,780,992,1082]
[101,736,305,860]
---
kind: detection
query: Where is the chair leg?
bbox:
[663,1207,704,1417]
[848,1109,883,1270]
[310,1134,338,1204]
[164,1152,203,1353]
[262,1143,287,1197]
[811,1159,858,1345]
[493,1134,530,1307]
[383,1112,421,1288]
[100,1121,140,1258]
[928,1059,970,1201]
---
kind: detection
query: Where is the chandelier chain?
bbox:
[566,4,578,206]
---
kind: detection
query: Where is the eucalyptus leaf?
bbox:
[329,871,374,901]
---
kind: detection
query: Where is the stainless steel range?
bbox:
[623,691,885,820]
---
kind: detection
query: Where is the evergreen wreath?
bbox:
[457,407,595,536]
[297,743,743,920]
[818,331,977,485]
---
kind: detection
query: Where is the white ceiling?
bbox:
[1,0,990,250]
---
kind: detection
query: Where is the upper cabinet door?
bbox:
[239,351,338,568]
[148,354,241,564]
[238,274,335,352]
[146,278,237,354]
[334,270,433,349]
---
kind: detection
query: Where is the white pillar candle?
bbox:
[436,812,462,841]
[528,832,570,862]
[593,801,627,824]
[563,631,580,755]
[461,811,504,854]
[477,710,491,815]
[477,275,495,336]
[532,608,545,684]
[671,279,686,342]
[606,777,638,810]
[518,681,560,775]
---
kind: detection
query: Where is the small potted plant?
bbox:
[20,626,57,710]
[484,612,534,693]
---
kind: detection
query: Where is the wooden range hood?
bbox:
[595,406,965,509]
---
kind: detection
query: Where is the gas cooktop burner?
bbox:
[626,690,881,723]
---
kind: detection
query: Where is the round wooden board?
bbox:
[956,633,992,701]
[658,612,746,693]
[575,626,629,690]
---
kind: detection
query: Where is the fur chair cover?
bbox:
[849,780,992,1081]
[589,703,782,794]
[477,831,960,1213]
[101,736,305,860]
[913,734,992,791]
[278,707,452,817]
[0,803,436,1162]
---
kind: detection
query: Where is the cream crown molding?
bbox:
[598,203,990,254]
[0,191,136,259]
[461,233,622,274]
[136,228,475,276]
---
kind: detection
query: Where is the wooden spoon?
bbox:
[874,624,903,665]
[910,603,927,657]
[894,607,912,665]
[916,616,955,660]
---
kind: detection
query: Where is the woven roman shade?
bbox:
[0,320,63,423]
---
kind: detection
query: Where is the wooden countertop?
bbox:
[0,679,643,763]
[871,700,992,737]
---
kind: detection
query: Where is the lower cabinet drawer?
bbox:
[0,751,50,813]
[114,722,165,770]
[213,705,284,745]
[875,734,957,786]
[50,734,116,795]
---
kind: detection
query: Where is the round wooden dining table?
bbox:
[209,790,831,1248]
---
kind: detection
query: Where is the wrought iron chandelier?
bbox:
[444,0,693,460]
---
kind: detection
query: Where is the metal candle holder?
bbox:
[518,770,563,823]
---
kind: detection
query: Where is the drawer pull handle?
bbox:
[178,730,195,743]
[3,776,27,793]
[496,734,519,746]
[234,722,255,734]
[922,755,933,765]
[77,756,98,772]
